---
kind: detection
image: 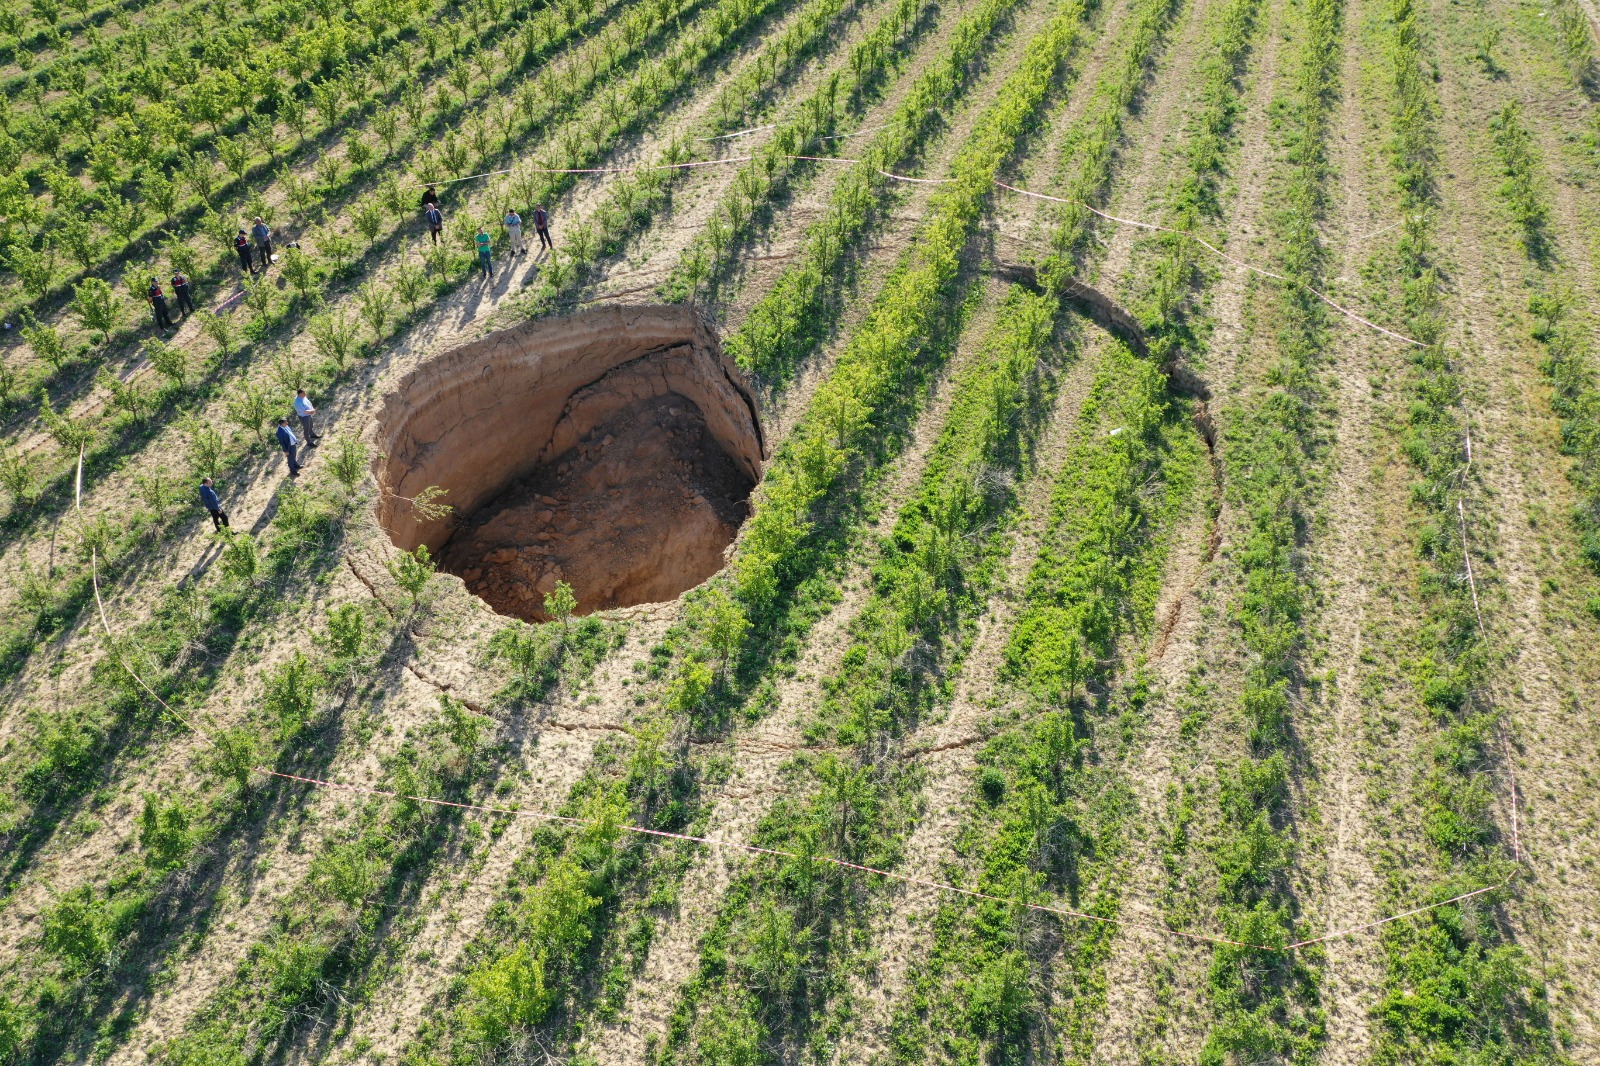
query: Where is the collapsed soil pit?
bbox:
[373,306,766,621]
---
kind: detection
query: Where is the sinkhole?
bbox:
[373,305,767,622]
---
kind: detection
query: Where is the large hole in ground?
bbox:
[373,306,766,621]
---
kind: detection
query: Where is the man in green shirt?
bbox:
[475,226,494,279]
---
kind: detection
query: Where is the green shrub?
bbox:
[139,793,198,870]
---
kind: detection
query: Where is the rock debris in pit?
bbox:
[442,392,753,620]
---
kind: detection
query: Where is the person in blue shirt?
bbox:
[198,477,229,531]
[293,389,322,446]
[275,418,301,476]
[251,217,274,268]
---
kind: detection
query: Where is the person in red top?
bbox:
[532,204,552,250]
[171,271,196,318]
[234,230,256,276]
[147,276,174,332]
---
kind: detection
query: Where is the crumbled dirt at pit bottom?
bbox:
[441,392,754,620]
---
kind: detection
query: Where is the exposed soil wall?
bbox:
[373,305,766,618]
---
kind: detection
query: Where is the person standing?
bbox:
[475,226,494,278]
[251,217,275,267]
[532,204,552,249]
[172,271,196,318]
[421,184,440,211]
[275,418,302,476]
[234,229,256,276]
[504,208,524,255]
[198,477,229,531]
[293,389,322,446]
[425,203,444,246]
[147,276,174,332]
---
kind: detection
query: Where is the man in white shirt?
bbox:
[294,390,323,446]
[504,209,525,256]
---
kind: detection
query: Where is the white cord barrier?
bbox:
[70,431,1519,953]
[413,151,1425,346]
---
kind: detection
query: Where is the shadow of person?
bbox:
[187,539,225,582]
[251,493,281,536]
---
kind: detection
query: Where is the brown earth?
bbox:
[445,388,754,619]
[371,305,766,620]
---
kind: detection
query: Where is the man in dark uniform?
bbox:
[147,276,174,332]
[234,229,256,276]
[172,271,196,318]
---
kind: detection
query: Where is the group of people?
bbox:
[420,185,551,280]
[146,271,196,333]
[196,388,323,532]
[235,217,276,276]
[144,217,275,332]
[148,187,557,333]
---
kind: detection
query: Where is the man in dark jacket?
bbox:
[275,418,301,475]
[172,271,196,318]
[147,276,174,332]
[532,204,552,249]
[421,184,440,210]
[235,230,256,276]
[199,477,229,531]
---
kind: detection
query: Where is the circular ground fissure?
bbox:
[373,306,765,621]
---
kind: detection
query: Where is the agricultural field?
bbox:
[1,0,1600,1054]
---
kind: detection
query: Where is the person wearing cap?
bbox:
[234,229,256,275]
[198,477,229,531]
[172,271,196,318]
[251,217,274,268]
[504,208,524,255]
[293,389,322,446]
[147,276,174,332]
[275,418,302,475]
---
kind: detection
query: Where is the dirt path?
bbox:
[1291,0,1393,1050]
[0,0,841,638]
